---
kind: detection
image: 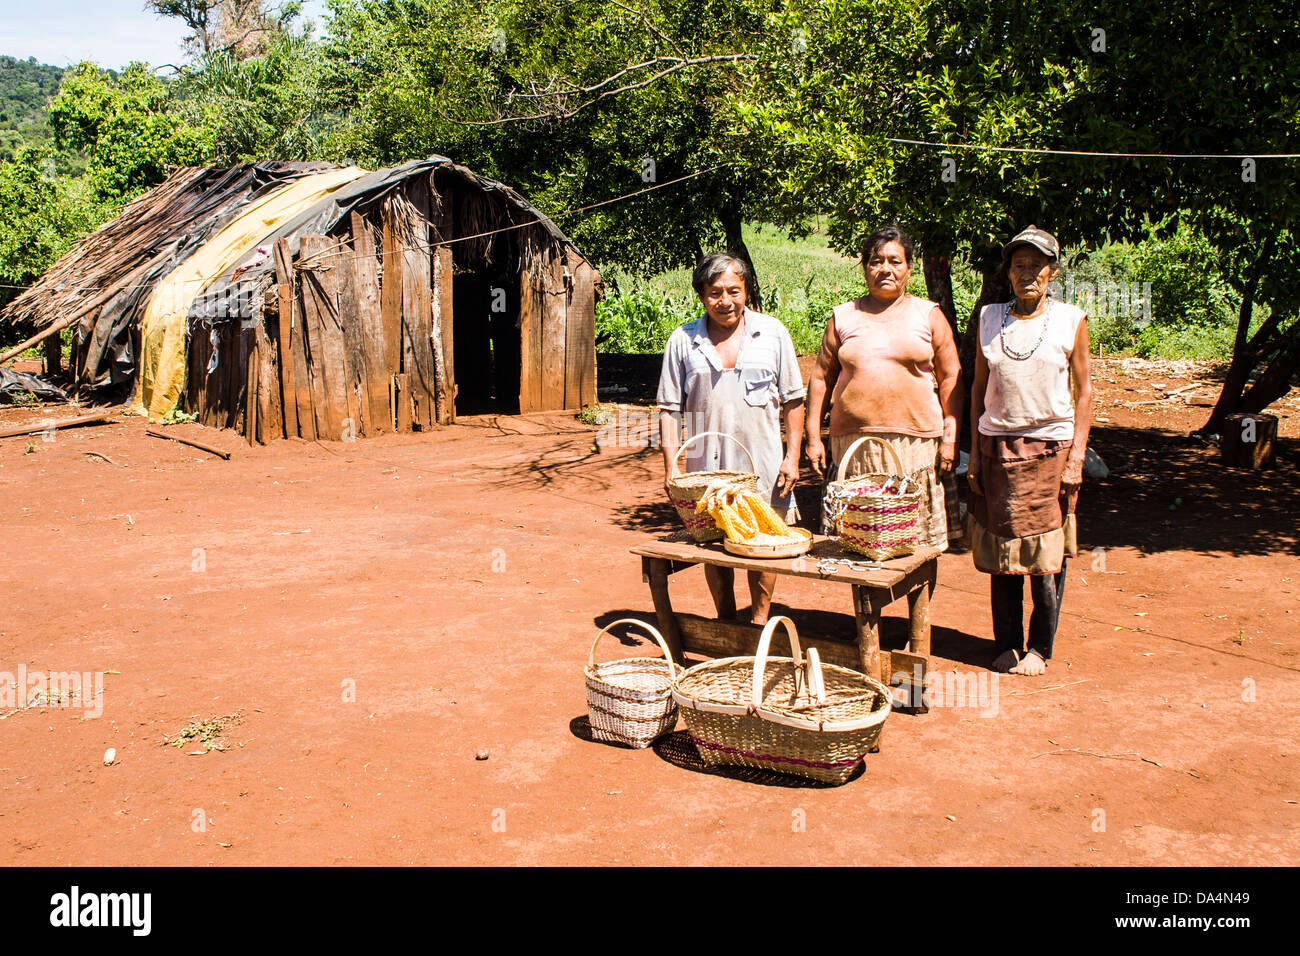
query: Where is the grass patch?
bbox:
[162,711,244,752]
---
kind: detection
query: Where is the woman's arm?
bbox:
[804,316,841,478]
[968,322,990,495]
[930,307,962,476]
[1061,314,1093,493]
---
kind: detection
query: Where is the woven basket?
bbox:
[585,619,681,748]
[824,435,923,561]
[672,616,891,784]
[666,431,759,542]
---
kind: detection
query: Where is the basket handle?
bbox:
[835,434,907,482]
[672,430,756,479]
[751,615,807,710]
[588,618,680,675]
[804,647,827,704]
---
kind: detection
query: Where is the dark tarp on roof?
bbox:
[188,156,576,327]
[1,161,337,389]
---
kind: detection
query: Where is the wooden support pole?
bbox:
[145,427,231,459]
[0,316,77,365]
[0,411,112,440]
[273,239,299,439]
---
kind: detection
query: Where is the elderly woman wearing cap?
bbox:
[968,226,1093,676]
[658,252,806,626]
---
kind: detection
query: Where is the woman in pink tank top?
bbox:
[805,226,962,551]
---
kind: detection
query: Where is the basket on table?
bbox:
[585,618,681,748]
[666,431,759,543]
[672,616,891,784]
[823,435,924,561]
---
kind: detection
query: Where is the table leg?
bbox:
[900,559,937,714]
[906,560,935,660]
[644,556,686,664]
[851,584,886,754]
[851,584,885,683]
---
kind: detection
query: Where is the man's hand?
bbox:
[777,456,799,497]
[806,437,827,479]
[937,440,957,477]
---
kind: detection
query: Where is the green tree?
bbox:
[174,31,329,163]
[0,145,112,336]
[49,62,211,202]
[319,0,797,297]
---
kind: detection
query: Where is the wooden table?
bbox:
[631,536,940,711]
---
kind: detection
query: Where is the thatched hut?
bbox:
[2,156,599,440]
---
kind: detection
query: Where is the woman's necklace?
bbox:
[999,297,1052,361]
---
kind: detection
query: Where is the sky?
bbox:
[0,0,330,69]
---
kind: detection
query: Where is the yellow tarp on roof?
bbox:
[132,166,367,421]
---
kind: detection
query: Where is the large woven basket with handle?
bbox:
[585,619,681,748]
[824,435,923,561]
[666,431,759,542]
[671,616,891,784]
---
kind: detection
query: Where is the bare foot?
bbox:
[992,649,1021,673]
[1010,650,1046,676]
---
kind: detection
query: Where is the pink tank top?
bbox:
[828,295,943,438]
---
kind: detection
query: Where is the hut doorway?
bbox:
[452,267,520,415]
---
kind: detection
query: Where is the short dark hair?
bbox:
[860,226,915,268]
[692,252,756,303]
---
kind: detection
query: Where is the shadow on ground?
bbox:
[567,716,861,788]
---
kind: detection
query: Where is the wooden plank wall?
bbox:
[183,192,600,439]
[518,246,597,413]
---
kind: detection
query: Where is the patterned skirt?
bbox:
[828,432,953,552]
[967,433,1079,575]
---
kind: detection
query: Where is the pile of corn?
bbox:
[696,480,794,543]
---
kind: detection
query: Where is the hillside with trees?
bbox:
[0,55,65,162]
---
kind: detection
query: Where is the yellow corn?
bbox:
[713,504,742,539]
[723,501,757,539]
[746,492,791,536]
[733,494,760,535]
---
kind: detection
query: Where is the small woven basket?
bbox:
[666,431,759,542]
[585,618,681,748]
[824,435,923,561]
[672,616,891,785]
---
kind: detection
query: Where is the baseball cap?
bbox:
[1002,225,1060,260]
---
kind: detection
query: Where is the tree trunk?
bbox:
[1242,329,1300,414]
[719,204,761,311]
[957,264,1010,452]
[1200,236,1275,436]
[922,251,960,343]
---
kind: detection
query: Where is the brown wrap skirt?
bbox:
[968,433,1078,575]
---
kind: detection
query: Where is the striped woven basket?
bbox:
[825,435,923,561]
[666,431,759,542]
[672,616,891,785]
[585,619,681,748]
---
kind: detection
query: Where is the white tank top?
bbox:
[977,298,1085,440]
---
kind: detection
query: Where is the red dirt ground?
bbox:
[1,358,1297,865]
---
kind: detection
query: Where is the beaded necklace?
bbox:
[999,296,1053,361]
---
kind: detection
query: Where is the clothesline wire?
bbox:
[4,136,1299,302]
[884,137,1300,159]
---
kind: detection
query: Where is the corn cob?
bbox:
[745,491,791,536]
[733,493,760,535]
[712,502,745,539]
[722,500,757,539]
